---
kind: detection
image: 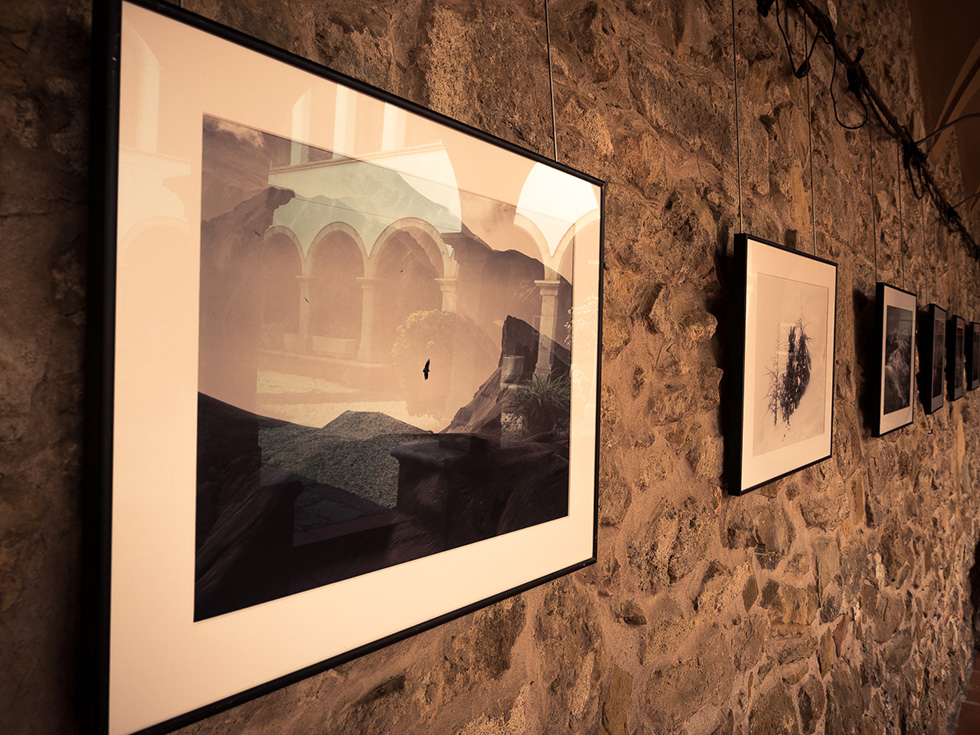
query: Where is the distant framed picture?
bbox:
[88,1,604,733]
[921,304,946,414]
[948,315,966,401]
[727,234,838,495]
[968,322,980,391]
[873,283,916,436]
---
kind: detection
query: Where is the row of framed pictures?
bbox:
[917,303,980,413]
[87,2,974,733]
[728,233,979,496]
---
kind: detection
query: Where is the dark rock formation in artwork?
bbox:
[195,380,569,619]
[444,315,571,435]
[195,393,298,620]
[391,434,569,549]
[390,315,572,549]
[882,330,912,414]
[196,305,576,618]
[196,393,440,619]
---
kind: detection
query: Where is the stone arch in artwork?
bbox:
[511,213,551,266]
[552,208,601,279]
[553,213,600,355]
[368,220,446,364]
[264,225,305,272]
[119,20,160,152]
[368,217,451,279]
[260,229,303,351]
[308,223,366,345]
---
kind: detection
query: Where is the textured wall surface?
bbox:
[3,0,980,733]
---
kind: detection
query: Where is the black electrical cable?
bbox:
[903,154,926,201]
[759,0,978,253]
[775,0,869,132]
[829,53,868,130]
[953,191,980,210]
[774,0,822,78]
[775,0,802,75]
[915,112,980,146]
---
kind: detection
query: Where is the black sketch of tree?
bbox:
[765,318,812,427]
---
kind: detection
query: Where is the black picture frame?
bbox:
[967,322,980,392]
[873,282,917,437]
[727,233,838,495]
[948,315,966,401]
[88,1,604,732]
[920,303,946,414]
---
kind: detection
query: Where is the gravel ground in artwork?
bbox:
[259,413,433,509]
[256,370,448,432]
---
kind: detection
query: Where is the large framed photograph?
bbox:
[948,315,966,401]
[88,1,604,732]
[921,304,946,414]
[727,234,837,495]
[968,322,980,391]
[873,283,916,436]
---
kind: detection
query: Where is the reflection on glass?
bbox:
[193,115,599,620]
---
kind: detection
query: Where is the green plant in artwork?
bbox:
[392,310,456,366]
[512,373,571,435]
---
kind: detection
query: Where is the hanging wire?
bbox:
[731,0,744,233]
[804,15,816,255]
[869,125,878,283]
[829,53,868,130]
[544,0,558,161]
[939,211,953,311]
[920,194,926,300]
[897,141,905,289]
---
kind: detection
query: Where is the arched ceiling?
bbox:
[907,0,980,217]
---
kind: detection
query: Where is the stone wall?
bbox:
[3,0,980,733]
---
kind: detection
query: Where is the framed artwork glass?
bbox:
[872,283,916,436]
[921,304,946,414]
[948,315,965,401]
[967,322,980,392]
[727,234,838,495]
[88,1,604,732]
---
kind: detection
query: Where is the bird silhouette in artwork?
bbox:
[423,359,430,380]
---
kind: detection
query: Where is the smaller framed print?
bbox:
[727,234,838,495]
[948,315,966,401]
[873,283,916,436]
[921,304,946,414]
[967,322,980,391]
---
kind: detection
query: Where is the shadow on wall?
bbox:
[852,287,875,432]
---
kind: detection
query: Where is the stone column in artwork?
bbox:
[436,277,458,313]
[297,275,313,353]
[356,276,379,363]
[440,236,488,410]
[434,276,461,403]
[442,233,487,324]
[534,278,561,377]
